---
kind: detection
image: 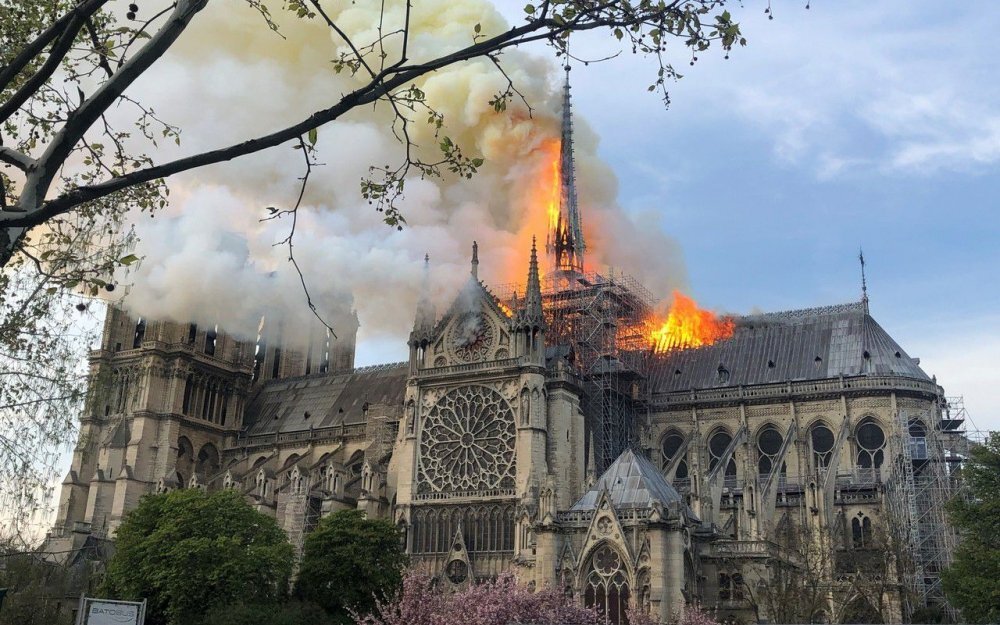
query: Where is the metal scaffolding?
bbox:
[884,396,979,619]
[524,269,655,471]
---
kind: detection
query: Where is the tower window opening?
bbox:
[272,347,282,379]
[205,325,218,356]
[187,323,197,344]
[132,318,146,348]
[182,375,193,415]
[852,514,874,549]
[253,340,266,382]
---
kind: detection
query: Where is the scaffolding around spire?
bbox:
[547,62,585,274]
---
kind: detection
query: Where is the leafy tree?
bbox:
[198,600,335,625]
[295,509,408,623]
[101,488,294,625]
[0,552,77,625]
[354,569,598,625]
[942,432,1000,623]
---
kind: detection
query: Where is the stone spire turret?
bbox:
[519,237,545,328]
[547,63,585,274]
[471,241,480,280]
[412,253,435,335]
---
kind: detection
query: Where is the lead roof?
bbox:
[243,362,408,435]
[571,448,684,511]
[648,301,929,394]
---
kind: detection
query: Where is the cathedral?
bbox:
[46,74,967,625]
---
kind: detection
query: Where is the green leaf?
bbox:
[474,23,481,34]
[307,127,318,145]
[524,3,535,14]
[118,254,140,266]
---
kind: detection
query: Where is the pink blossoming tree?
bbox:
[354,571,598,625]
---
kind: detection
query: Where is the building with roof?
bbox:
[46,70,970,625]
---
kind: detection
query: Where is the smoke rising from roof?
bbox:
[113,0,688,348]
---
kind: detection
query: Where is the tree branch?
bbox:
[0,0,105,126]
[0,147,34,171]
[24,0,209,213]
[0,0,110,92]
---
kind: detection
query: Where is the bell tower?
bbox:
[51,306,255,540]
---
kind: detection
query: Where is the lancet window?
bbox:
[410,503,515,554]
[810,422,835,469]
[583,544,631,625]
[708,429,737,485]
[855,419,885,478]
[756,425,786,478]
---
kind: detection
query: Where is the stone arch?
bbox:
[195,442,220,484]
[176,436,195,484]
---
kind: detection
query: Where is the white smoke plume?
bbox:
[112,0,688,351]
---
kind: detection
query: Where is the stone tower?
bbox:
[51,308,256,542]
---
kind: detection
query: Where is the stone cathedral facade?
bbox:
[47,75,964,625]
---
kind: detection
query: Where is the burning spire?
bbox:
[546,62,585,273]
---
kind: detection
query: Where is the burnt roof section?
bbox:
[649,301,929,394]
[243,362,408,435]
[571,448,684,511]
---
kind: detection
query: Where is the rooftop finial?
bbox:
[471,241,479,279]
[859,248,869,313]
[546,50,585,274]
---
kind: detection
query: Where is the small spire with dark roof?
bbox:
[526,237,544,321]
[412,253,435,335]
[471,241,479,280]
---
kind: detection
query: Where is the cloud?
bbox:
[645,1,1000,178]
[904,318,1000,433]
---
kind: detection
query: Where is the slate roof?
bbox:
[243,362,408,435]
[648,301,929,394]
[571,448,684,511]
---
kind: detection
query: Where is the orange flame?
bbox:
[541,138,561,236]
[650,291,735,352]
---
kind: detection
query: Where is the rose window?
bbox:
[593,544,622,575]
[449,312,496,363]
[418,386,516,494]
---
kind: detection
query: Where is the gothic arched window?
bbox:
[810,422,835,469]
[708,429,737,486]
[855,419,885,478]
[756,425,784,477]
[584,544,631,625]
[660,431,685,468]
[908,419,928,460]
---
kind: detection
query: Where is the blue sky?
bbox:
[411,0,1000,428]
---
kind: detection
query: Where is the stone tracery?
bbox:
[417,385,516,494]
